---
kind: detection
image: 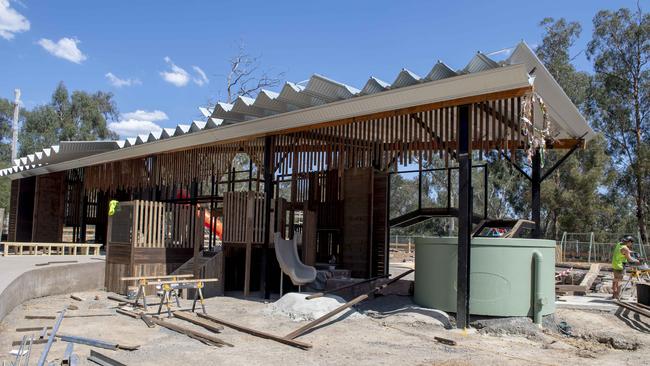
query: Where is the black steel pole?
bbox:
[483,165,488,219]
[261,135,275,299]
[531,148,542,238]
[456,104,472,329]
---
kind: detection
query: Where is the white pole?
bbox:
[11,89,21,162]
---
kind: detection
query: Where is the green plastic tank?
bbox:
[414,237,555,318]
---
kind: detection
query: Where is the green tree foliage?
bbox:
[18,82,118,156]
[0,98,15,163]
[0,97,20,213]
[535,18,612,239]
[586,6,649,243]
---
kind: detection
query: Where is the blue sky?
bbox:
[0,0,639,139]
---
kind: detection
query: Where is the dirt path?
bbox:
[0,291,648,365]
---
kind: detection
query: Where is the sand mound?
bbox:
[264,293,365,322]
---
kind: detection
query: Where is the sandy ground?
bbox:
[0,290,649,366]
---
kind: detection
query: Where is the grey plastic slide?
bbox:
[274,232,317,286]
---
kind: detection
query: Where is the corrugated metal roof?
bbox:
[2,41,594,179]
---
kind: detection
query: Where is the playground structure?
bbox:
[2,42,596,328]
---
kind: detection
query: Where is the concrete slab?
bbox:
[0,255,105,321]
[556,293,618,312]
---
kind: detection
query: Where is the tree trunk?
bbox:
[634,78,647,245]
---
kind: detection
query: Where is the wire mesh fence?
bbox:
[557,232,648,263]
[390,232,649,265]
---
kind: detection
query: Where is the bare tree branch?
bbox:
[224,41,284,104]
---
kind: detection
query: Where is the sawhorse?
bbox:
[618,266,650,300]
[155,278,219,317]
[120,274,194,311]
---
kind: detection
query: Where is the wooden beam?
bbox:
[615,300,650,318]
[173,311,224,333]
[284,269,414,339]
[150,317,233,347]
[578,263,600,293]
[546,138,586,150]
[196,313,312,349]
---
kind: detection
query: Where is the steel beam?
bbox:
[531,148,541,238]
[456,104,472,329]
[261,135,275,299]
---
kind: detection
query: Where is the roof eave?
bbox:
[6,64,531,180]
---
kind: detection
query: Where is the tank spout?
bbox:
[532,250,544,325]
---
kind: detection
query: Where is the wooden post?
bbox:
[261,135,274,299]
[244,192,255,296]
[456,104,472,329]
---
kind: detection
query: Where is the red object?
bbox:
[176,189,222,240]
[204,210,223,240]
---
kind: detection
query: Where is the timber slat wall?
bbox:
[106,200,204,294]
[222,191,267,245]
[7,179,19,241]
[80,96,529,196]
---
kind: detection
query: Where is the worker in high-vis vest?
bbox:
[612,235,639,299]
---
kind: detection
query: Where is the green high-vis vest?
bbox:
[612,242,627,271]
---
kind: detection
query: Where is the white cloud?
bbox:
[0,0,30,40]
[192,65,209,86]
[109,109,168,138]
[105,72,141,88]
[160,56,190,87]
[160,57,209,87]
[37,37,87,63]
[122,109,168,121]
[109,120,163,137]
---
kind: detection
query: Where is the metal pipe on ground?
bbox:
[36,308,65,366]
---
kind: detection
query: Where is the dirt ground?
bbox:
[0,290,648,366]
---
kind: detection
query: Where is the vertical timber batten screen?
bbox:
[105,200,204,294]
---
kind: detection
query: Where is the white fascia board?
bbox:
[508,42,594,141]
[7,64,531,180]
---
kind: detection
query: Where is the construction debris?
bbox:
[434,336,457,346]
[140,313,156,328]
[11,339,51,347]
[150,317,233,347]
[284,269,414,340]
[62,342,79,365]
[26,313,115,319]
[578,263,601,294]
[34,260,78,267]
[615,300,650,318]
[15,327,52,332]
[52,332,140,351]
[173,311,223,333]
[196,313,311,350]
[70,294,85,302]
[36,307,65,366]
[87,349,126,366]
[306,274,390,300]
